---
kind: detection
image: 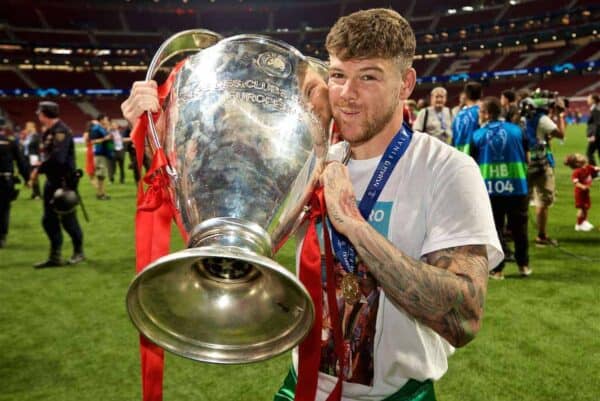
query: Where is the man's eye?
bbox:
[361,75,375,81]
[330,73,344,80]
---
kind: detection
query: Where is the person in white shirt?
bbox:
[413,87,452,143]
[109,121,126,184]
[288,8,500,401]
[120,9,502,400]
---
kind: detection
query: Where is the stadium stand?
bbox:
[0,69,31,89]
[435,8,502,32]
[124,8,197,32]
[12,31,93,47]
[93,97,130,121]
[41,4,124,30]
[502,0,572,20]
[0,97,91,134]
[570,40,600,61]
[0,0,598,133]
[101,70,145,89]
[493,48,564,71]
[25,70,104,89]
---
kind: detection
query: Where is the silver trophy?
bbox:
[126,30,330,364]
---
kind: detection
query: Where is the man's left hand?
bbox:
[321,161,366,237]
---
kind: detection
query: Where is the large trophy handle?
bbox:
[305,56,328,82]
[144,29,223,162]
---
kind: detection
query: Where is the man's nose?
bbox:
[339,79,357,100]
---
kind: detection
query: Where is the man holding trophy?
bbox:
[123,8,501,401]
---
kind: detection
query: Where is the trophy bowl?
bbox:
[126,31,329,364]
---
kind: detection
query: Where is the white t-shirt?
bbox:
[293,132,502,401]
[413,106,453,143]
[536,114,558,138]
[111,129,124,151]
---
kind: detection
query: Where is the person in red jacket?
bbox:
[82,121,96,188]
[564,153,600,231]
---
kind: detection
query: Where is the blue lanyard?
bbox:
[436,110,446,132]
[329,122,413,276]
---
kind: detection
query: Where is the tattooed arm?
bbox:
[322,162,489,347]
[352,228,488,347]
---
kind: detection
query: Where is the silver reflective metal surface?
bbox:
[127,33,329,364]
[144,29,223,158]
[306,56,329,82]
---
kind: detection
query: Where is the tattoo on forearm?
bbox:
[339,189,361,220]
[351,224,488,347]
[325,164,363,228]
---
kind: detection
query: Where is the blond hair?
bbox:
[431,87,447,96]
[325,8,416,73]
[564,153,587,169]
[24,121,37,133]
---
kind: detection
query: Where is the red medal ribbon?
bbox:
[322,210,344,401]
[131,60,187,401]
[295,189,324,401]
[295,187,344,401]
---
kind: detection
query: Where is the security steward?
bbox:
[470,96,530,279]
[0,117,29,248]
[29,101,84,267]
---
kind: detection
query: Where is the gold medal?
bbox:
[341,274,361,305]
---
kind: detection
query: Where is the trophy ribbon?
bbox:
[131,60,188,401]
[296,186,346,401]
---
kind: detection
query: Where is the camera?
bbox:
[520,88,569,118]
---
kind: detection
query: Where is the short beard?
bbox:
[348,94,400,147]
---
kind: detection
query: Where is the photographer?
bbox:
[520,91,565,246]
[0,117,29,248]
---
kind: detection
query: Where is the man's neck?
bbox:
[46,119,59,129]
[465,100,477,107]
[350,109,404,160]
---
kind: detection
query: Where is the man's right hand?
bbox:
[121,80,160,127]
[28,169,38,188]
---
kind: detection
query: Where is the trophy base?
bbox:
[126,218,314,364]
[187,217,272,284]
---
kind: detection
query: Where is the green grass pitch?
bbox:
[0,124,598,401]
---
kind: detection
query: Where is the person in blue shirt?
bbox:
[89,114,112,200]
[471,96,530,279]
[452,81,482,154]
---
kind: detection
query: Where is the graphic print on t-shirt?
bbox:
[318,201,392,385]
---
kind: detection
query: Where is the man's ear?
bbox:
[400,68,417,101]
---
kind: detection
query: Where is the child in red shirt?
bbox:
[564,153,600,231]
